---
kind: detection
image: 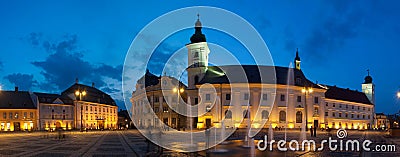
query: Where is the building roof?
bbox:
[61,83,117,106]
[34,92,74,105]
[0,91,36,109]
[325,86,372,105]
[198,65,321,88]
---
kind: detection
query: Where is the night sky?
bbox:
[0,1,399,113]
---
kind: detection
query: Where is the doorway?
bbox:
[205,118,211,128]
[314,120,319,128]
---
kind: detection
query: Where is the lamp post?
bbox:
[75,89,86,132]
[302,87,313,131]
[173,87,184,129]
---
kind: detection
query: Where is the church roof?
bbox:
[325,86,372,105]
[61,83,116,106]
[197,65,321,88]
[0,91,36,109]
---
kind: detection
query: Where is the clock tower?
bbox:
[294,48,301,70]
[186,14,210,89]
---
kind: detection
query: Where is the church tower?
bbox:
[362,70,375,104]
[186,14,210,89]
[294,48,301,70]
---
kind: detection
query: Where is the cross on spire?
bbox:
[367,69,370,76]
[197,13,200,20]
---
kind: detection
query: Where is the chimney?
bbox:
[15,86,18,92]
[75,78,79,84]
[92,82,95,87]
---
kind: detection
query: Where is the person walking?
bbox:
[313,125,317,137]
[310,126,313,137]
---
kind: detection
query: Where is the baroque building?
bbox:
[131,16,375,130]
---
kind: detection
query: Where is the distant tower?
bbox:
[294,48,301,70]
[186,14,210,89]
[362,69,375,104]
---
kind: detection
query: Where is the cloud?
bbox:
[4,73,37,90]
[30,33,122,95]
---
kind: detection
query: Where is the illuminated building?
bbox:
[62,81,118,130]
[131,71,187,129]
[0,87,37,131]
[33,93,74,131]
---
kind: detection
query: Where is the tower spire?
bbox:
[294,48,301,70]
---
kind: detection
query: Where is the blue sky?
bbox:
[0,0,399,113]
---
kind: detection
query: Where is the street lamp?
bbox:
[75,89,86,131]
[173,87,184,129]
[397,91,400,99]
[302,87,313,131]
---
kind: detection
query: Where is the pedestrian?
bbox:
[310,126,313,137]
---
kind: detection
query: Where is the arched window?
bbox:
[296,111,302,123]
[261,110,269,119]
[243,110,249,119]
[225,110,232,119]
[279,111,286,122]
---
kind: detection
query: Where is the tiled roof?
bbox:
[325,86,372,105]
[34,92,74,105]
[61,83,116,106]
[0,91,36,109]
[198,65,321,88]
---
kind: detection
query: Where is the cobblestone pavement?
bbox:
[0,130,398,157]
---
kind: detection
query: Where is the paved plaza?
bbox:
[0,130,399,156]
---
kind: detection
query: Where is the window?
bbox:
[206,94,211,101]
[63,115,65,120]
[52,115,54,119]
[194,98,199,105]
[63,109,65,113]
[325,102,328,106]
[339,104,342,108]
[226,94,231,100]
[351,114,354,118]
[90,106,93,111]
[363,115,365,119]
[52,109,54,112]
[9,112,13,119]
[243,110,249,118]
[279,111,286,122]
[346,104,348,109]
[280,94,285,101]
[314,97,319,104]
[368,115,370,119]
[332,112,335,117]
[154,107,159,113]
[86,106,88,111]
[24,112,27,118]
[244,93,249,100]
[297,96,302,102]
[345,113,348,118]
[332,122,335,127]
[263,94,268,100]
[339,113,342,117]
[325,112,328,117]
[296,111,302,123]
[225,110,232,119]
[363,107,365,110]
[314,107,318,114]
[3,113,6,119]
[358,106,360,110]
[333,103,335,107]
[357,114,360,119]
[352,105,354,109]
[30,112,34,118]
[154,97,159,102]
[262,110,269,119]
[368,108,370,111]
